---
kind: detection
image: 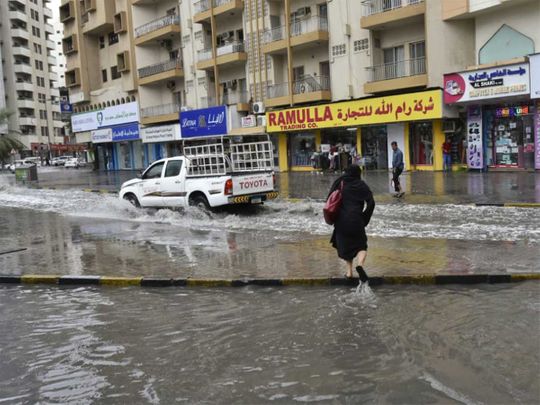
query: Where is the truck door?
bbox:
[159,159,186,207]
[139,161,165,207]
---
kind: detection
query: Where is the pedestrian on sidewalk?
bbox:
[443,138,452,172]
[327,164,375,281]
[391,141,404,196]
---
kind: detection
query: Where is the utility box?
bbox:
[15,164,38,183]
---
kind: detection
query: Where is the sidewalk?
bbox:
[4,166,540,204]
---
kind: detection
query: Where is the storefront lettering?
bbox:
[496,106,529,118]
[467,66,527,82]
[266,90,442,132]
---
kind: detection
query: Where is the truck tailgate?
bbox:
[233,172,274,196]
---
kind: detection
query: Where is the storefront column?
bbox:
[315,130,321,152]
[278,133,289,172]
[432,119,445,171]
[403,124,410,171]
[356,128,362,156]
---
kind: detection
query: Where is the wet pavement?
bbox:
[3,166,540,204]
[1,283,538,403]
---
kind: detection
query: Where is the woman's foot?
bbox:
[344,273,354,279]
[356,266,369,283]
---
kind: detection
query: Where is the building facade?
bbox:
[63,0,539,172]
[0,0,64,156]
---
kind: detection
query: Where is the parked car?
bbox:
[8,158,40,173]
[64,158,81,169]
[52,156,71,166]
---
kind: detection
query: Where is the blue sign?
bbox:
[180,105,227,138]
[111,122,140,142]
[60,101,73,113]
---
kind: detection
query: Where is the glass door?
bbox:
[383,46,404,79]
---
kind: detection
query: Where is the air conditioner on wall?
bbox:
[252,102,265,114]
[296,7,311,17]
[443,120,456,133]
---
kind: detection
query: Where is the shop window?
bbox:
[290,132,315,166]
[409,122,433,165]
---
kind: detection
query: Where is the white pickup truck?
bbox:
[119,136,278,209]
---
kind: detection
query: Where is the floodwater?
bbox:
[0,179,539,278]
[0,283,539,404]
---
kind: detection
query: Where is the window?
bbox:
[186,80,194,89]
[169,50,179,60]
[108,32,119,45]
[409,41,426,75]
[182,34,190,45]
[197,77,206,86]
[35,60,44,70]
[331,44,346,57]
[383,45,405,79]
[99,36,105,49]
[41,126,49,137]
[354,39,369,52]
[102,69,108,82]
[38,93,46,103]
[194,31,203,41]
[40,110,48,119]
[37,77,45,87]
[165,160,182,177]
[143,162,164,179]
[166,7,177,15]
[33,43,42,54]
[31,9,40,21]
[32,26,40,37]
[111,66,121,80]
[409,122,433,165]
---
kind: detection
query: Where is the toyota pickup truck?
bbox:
[119,136,278,209]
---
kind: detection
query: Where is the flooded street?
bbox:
[0,283,538,404]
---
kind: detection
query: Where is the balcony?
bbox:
[46,39,55,50]
[361,0,425,29]
[45,23,54,33]
[17,99,35,109]
[140,103,180,125]
[193,0,244,23]
[43,7,53,19]
[114,11,127,34]
[59,1,75,23]
[65,68,81,88]
[200,96,217,108]
[9,10,27,23]
[134,14,180,46]
[197,41,247,70]
[266,75,331,107]
[262,16,329,54]
[82,0,114,35]
[48,55,57,65]
[62,34,78,55]
[222,90,250,111]
[19,117,37,126]
[12,28,29,40]
[14,62,32,75]
[364,57,427,93]
[15,81,34,92]
[12,46,31,58]
[138,59,184,86]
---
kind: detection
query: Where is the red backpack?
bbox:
[323,181,343,225]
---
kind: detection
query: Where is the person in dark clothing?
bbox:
[391,141,404,196]
[328,164,375,282]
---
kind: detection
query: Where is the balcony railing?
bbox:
[138,59,182,78]
[134,14,180,38]
[290,16,328,37]
[216,41,245,56]
[194,0,210,14]
[140,103,180,118]
[197,48,213,61]
[266,82,289,99]
[200,96,217,108]
[262,26,285,44]
[362,0,423,17]
[367,57,426,81]
[292,75,330,94]
[222,91,249,105]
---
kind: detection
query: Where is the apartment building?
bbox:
[64,0,538,172]
[0,0,64,156]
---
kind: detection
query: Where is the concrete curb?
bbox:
[475,202,540,208]
[0,273,538,288]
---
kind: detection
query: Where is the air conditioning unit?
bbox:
[257,115,267,127]
[180,106,193,112]
[443,120,456,133]
[221,31,232,40]
[252,101,265,114]
[296,7,311,17]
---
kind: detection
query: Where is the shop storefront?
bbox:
[140,123,182,166]
[72,101,142,171]
[444,62,536,170]
[530,54,540,170]
[266,89,446,172]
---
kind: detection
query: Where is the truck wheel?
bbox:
[189,195,210,211]
[123,194,140,208]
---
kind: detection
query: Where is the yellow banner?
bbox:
[266,90,443,133]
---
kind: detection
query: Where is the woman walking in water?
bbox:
[327,164,375,282]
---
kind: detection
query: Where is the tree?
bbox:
[0,109,25,167]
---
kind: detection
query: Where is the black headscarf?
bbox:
[327,164,370,200]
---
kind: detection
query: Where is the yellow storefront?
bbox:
[266,89,447,172]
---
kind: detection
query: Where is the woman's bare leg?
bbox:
[356,250,367,267]
[345,260,353,278]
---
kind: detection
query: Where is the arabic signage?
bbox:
[467,106,483,169]
[444,63,529,104]
[180,105,228,138]
[111,122,140,142]
[530,54,540,99]
[71,102,139,133]
[91,128,112,143]
[265,90,442,133]
[140,124,181,143]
